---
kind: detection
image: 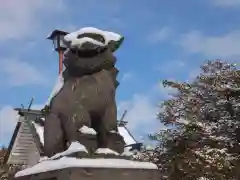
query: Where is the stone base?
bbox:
[15,158,159,180]
[107,132,125,154]
[76,131,125,154]
[77,134,97,154]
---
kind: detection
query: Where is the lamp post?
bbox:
[47,30,69,74]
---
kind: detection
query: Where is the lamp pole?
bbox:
[47,29,69,75]
[58,50,63,74]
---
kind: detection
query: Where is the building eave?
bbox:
[4,121,21,164]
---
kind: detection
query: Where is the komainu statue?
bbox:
[44,27,125,157]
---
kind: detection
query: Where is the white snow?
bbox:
[45,72,64,106]
[121,148,134,156]
[63,27,123,50]
[49,142,88,160]
[65,37,105,49]
[32,122,44,145]
[206,148,227,154]
[15,157,157,177]
[40,117,45,121]
[198,178,209,180]
[33,123,137,148]
[110,130,117,133]
[95,148,119,156]
[176,118,190,125]
[118,126,136,145]
[79,125,97,135]
[39,156,48,162]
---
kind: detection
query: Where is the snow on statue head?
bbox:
[64,27,124,52]
[44,27,125,159]
[62,27,124,78]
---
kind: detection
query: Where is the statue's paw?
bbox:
[49,141,89,160]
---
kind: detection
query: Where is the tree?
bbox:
[139,60,240,180]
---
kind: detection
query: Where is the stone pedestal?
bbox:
[106,132,125,154]
[77,134,97,153]
[15,158,159,180]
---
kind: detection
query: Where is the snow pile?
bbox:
[63,27,123,52]
[95,148,119,156]
[110,130,117,133]
[39,156,48,162]
[15,157,157,177]
[49,142,88,160]
[121,147,134,156]
[79,125,96,135]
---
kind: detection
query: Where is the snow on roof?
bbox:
[32,122,44,145]
[118,126,136,145]
[15,157,157,177]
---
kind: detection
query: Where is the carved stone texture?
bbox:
[44,48,124,157]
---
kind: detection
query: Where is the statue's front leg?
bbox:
[44,112,65,157]
[60,104,97,154]
[99,101,125,154]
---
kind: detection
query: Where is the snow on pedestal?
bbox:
[95,148,119,156]
[121,147,134,157]
[32,120,139,151]
[121,147,138,156]
[49,142,88,160]
[15,157,157,177]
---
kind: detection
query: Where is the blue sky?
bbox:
[0,0,240,147]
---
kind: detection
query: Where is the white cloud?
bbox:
[121,72,134,82]
[0,59,48,86]
[211,0,240,7]
[118,94,158,139]
[31,104,45,110]
[158,83,178,99]
[179,30,240,58]
[148,26,173,43]
[0,106,19,147]
[0,0,65,41]
[187,68,202,81]
[117,84,172,140]
[156,60,185,74]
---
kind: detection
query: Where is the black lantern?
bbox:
[47,30,69,74]
[47,30,69,52]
